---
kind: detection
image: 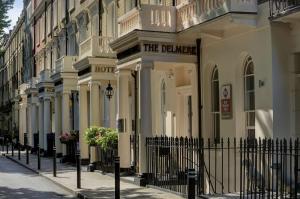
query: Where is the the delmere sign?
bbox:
[143,43,196,56]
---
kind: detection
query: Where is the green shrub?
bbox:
[84,126,102,146]
[96,128,118,151]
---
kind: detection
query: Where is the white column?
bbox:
[38,99,44,149]
[62,91,70,155]
[43,97,51,152]
[138,62,153,174]
[30,102,37,147]
[89,81,100,126]
[117,69,131,169]
[79,84,89,159]
[54,93,62,154]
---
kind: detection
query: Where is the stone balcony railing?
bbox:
[54,56,78,74]
[269,0,300,19]
[118,4,177,37]
[39,69,52,82]
[118,1,257,36]
[79,36,115,60]
[176,0,257,31]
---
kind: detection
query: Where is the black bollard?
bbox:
[18,141,21,160]
[6,139,8,154]
[26,145,29,164]
[37,144,41,170]
[188,168,196,199]
[11,141,14,157]
[115,156,120,199]
[53,146,56,177]
[76,150,81,189]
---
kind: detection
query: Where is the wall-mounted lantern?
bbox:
[105,81,114,100]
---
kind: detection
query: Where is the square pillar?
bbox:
[117,69,131,169]
[30,102,38,147]
[43,97,51,152]
[54,93,62,154]
[79,84,89,160]
[89,81,101,126]
[38,99,44,149]
[62,91,71,155]
[138,62,153,174]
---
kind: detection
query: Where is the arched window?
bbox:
[211,66,220,143]
[161,80,166,135]
[244,57,255,138]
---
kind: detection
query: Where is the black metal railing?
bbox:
[95,145,117,173]
[270,0,300,17]
[146,136,300,198]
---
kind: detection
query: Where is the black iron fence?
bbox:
[94,145,117,173]
[146,136,300,198]
[269,0,300,17]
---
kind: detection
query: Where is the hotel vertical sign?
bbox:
[221,84,232,119]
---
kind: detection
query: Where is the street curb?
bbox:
[4,154,91,199]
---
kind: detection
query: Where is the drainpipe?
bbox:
[99,0,102,36]
[196,39,202,139]
[65,0,69,55]
[132,71,138,172]
[196,38,204,193]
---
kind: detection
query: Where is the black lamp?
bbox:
[105,81,114,100]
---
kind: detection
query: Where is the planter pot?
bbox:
[90,146,98,163]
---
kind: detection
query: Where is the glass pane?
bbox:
[246,76,254,91]
[215,114,220,143]
[212,82,219,111]
[246,111,255,127]
[246,62,254,75]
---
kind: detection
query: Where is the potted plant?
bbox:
[96,128,118,172]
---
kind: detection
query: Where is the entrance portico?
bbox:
[111,31,199,174]
[74,57,117,162]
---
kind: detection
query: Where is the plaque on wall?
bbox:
[221,84,233,119]
[117,118,126,133]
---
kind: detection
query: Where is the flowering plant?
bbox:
[59,131,77,143]
[96,128,118,151]
[84,126,105,146]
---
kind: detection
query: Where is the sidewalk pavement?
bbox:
[1,148,185,199]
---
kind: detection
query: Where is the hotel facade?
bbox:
[1,0,300,196]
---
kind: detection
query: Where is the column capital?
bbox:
[44,96,51,101]
[115,69,131,76]
[78,84,89,91]
[88,80,101,88]
[139,61,154,70]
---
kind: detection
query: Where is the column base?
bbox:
[80,158,90,165]
[87,163,96,172]
[134,173,152,187]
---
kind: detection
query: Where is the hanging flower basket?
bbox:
[59,131,78,144]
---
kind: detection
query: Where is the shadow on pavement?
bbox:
[0,186,75,199]
[80,187,169,199]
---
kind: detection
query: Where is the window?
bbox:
[161,80,166,135]
[244,56,255,139]
[211,66,220,143]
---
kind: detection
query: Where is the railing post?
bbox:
[53,145,57,177]
[37,144,41,170]
[18,141,21,160]
[76,148,81,189]
[12,141,14,157]
[295,138,298,199]
[26,143,29,164]
[6,139,8,154]
[188,168,196,199]
[115,156,120,199]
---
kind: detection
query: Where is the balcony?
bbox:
[269,0,300,21]
[39,69,52,82]
[177,0,257,31]
[53,56,78,74]
[79,36,115,60]
[118,4,177,37]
